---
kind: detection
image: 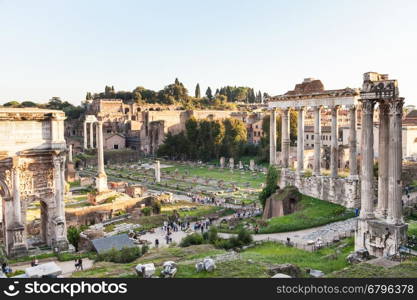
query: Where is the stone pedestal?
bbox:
[7,224,28,258]
[96,173,108,192]
[220,157,225,168]
[229,158,234,170]
[355,219,407,257]
[249,159,255,171]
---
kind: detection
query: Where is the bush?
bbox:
[152,200,162,214]
[142,244,149,255]
[259,166,280,209]
[179,233,205,247]
[208,227,219,243]
[237,228,253,245]
[141,207,152,216]
[96,247,141,263]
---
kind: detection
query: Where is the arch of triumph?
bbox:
[0,108,69,257]
[268,72,407,257]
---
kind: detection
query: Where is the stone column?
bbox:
[269,109,277,165]
[330,105,339,178]
[96,121,108,192]
[359,99,376,219]
[313,106,322,176]
[90,122,94,149]
[53,155,64,218]
[281,108,290,168]
[12,162,22,225]
[155,160,161,183]
[348,105,358,177]
[95,122,99,149]
[377,101,390,218]
[83,121,87,149]
[387,98,405,225]
[296,107,305,175]
[68,144,73,163]
[97,122,105,174]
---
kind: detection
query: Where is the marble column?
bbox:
[97,121,105,174]
[377,101,390,218]
[269,109,277,165]
[296,107,305,175]
[95,122,99,149]
[90,122,94,149]
[68,144,73,163]
[359,99,376,219]
[313,106,322,176]
[53,155,65,218]
[155,160,161,183]
[12,164,22,225]
[330,105,339,178]
[348,105,358,177]
[387,98,405,225]
[83,121,87,149]
[281,108,290,168]
[96,121,108,192]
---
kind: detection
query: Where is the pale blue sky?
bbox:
[1,0,416,105]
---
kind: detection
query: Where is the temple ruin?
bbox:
[268,72,407,257]
[0,108,69,257]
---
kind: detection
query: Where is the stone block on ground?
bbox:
[135,263,156,278]
[268,263,302,278]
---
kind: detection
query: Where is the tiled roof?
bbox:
[91,233,135,254]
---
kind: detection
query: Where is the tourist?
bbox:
[155,238,159,248]
[255,225,259,234]
[2,263,11,275]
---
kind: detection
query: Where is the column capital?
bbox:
[348,104,357,111]
[360,99,376,114]
[296,106,306,112]
[388,98,404,116]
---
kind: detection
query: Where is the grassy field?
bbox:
[218,194,354,234]
[72,238,354,278]
[259,195,354,233]
[329,257,417,278]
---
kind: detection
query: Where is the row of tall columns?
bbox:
[83,121,96,149]
[270,105,358,178]
[360,98,404,224]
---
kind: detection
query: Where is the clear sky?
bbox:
[1,0,416,106]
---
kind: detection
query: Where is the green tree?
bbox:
[259,166,280,209]
[195,83,201,98]
[3,101,20,107]
[20,101,38,107]
[206,87,213,100]
[67,225,86,252]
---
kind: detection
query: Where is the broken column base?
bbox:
[95,172,108,193]
[8,243,28,258]
[355,218,408,257]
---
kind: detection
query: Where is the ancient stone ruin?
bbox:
[262,186,301,219]
[267,72,407,257]
[0,108,69,257]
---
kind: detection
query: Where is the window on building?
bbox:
[113,144,119,149]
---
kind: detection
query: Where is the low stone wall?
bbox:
[65,197,143,226]
[280,169,360,208]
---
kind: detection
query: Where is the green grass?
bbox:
[241,238,354,274]
[259,195,355,234]
[329,257,417,278]
[72,239,355,278]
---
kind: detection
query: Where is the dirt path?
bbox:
[11,258,95,278]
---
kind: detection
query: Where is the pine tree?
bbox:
[195,83,201,98]
[206,87,213,100]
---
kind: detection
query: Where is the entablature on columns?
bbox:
[268,95,360,109]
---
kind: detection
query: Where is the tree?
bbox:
[206,87,213,100]
[259,166,280,209]
[67,226,86,252]
[195,83,201,98]
[3,101,20,107]
[20,101,38,107]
